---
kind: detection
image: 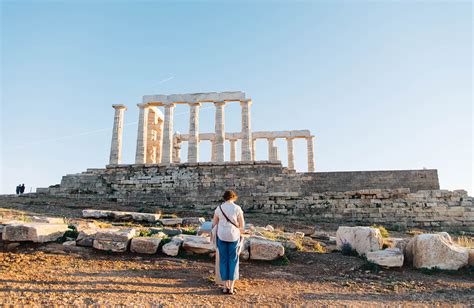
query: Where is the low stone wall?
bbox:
[35,162,474,231]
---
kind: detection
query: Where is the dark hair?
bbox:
[223,190,238,201]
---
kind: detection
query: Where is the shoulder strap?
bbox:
[219,204,240,229]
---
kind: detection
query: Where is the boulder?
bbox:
[162,236,184,256]
[336,226,383,256]
[130,237,161,254]
[182,235,214,254]
[249,238,285,261]
[92,228,136,252]
[182,217,205,226]
[2,223,69,243]
[411,233,469,270]
[76,229,98,247]
[366,248,404,267]
[159,218,183,226]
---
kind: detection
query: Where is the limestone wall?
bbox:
[36,162,474,231]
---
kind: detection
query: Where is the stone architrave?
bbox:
[286,137,295,169]
[161,103,176,164]
[188,103,201,163]
[214,101,226,162]
[135,103,149,164]
[109,104,127,165]
[229,139,237,161]
[306,136,315,172]
[240,99,252,161]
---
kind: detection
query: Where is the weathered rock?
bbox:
[2,223,69,243]
[336,226,383,256]
[182,217,205,226]
[395,238,414,264]
[92,228,136,252]
[366,248,404,267]
[468,249,474,266]
[162,236,183,256]
[239,237,251,261]
[130,237,161,254]
[249,238,285,260]
[411,233,469,270]
[159,218,183,226]
[93,240,129,252]
[160,227,182,237]
[182,235,214,254]
[63,240,76,246]
[76,229,98,247]
[82,209,160,223]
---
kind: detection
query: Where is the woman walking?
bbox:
[212,190,245,295]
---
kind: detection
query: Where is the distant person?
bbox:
[20,184,25,194]
[212,190,245,295]
[15,185,20,195]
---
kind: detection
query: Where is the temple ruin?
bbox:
[109,91,315,171]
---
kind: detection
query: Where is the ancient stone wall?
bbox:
[35,162,474,231]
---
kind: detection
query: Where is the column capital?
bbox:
[112,104,127,110]
[188,102,201,107]
[214,101,226,107]
[286,137,295,141]
[240,99,253,106]
[164,102,176,108]
[306,135,315,140]
[137,103,149,109]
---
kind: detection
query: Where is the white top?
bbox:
[215,201,243,242]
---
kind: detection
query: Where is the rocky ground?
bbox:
[1,194,473,306]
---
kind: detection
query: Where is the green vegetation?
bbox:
[181,227,197,235]
[57,225,79,243]
[271,254,290,266]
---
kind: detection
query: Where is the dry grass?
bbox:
[456,236,474,248]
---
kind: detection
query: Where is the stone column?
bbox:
[161,103,175,164]
[267,137,276,161]
[211,138,216,162]
[188,103,201,163]
[286,137,295,169]
[135,103,149,164]
[173,134,182,164]
[109,104,127,165]
[306,136,315,172]
[214,101,226,162]
[273,146,280,161]
[229,139,237,161]
[251,138,257,160]
[240,99,252,161]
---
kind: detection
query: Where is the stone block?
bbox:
[249,237,285,260]
[159,218,183,226]
[2,223,69,243]
[366,248,404,267]
[76,229,98,247]
[130,237,161,254]
[182,235,214,254]
[92,228,136,252]
[162,236,184,256]
[182,217,205,226]
[336,226,383,256]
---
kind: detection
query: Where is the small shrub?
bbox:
[181,227,197,235]
[371,225,389,238]
[456,236,473,248]
[138,229,153,237]
[260,230,277,241]
[341,241,358,256]
[313,242,326,253]
[57,225,79,243]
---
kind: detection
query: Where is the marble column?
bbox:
[267,137,276,161]
[211,138,216,162]
[229,139,237,162]
[109,104,127,165]
[240,99,252,161]
[135,103,149,164]
[188,103,201,163]
[214,101,226,162]
[161,103,175,164]
[286,137,295,169]
[251,138,257,160]
[173,134,182,163]
[273,146,280,161]
[306,136,315,172]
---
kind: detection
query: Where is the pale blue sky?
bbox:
[1,0,472,194]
